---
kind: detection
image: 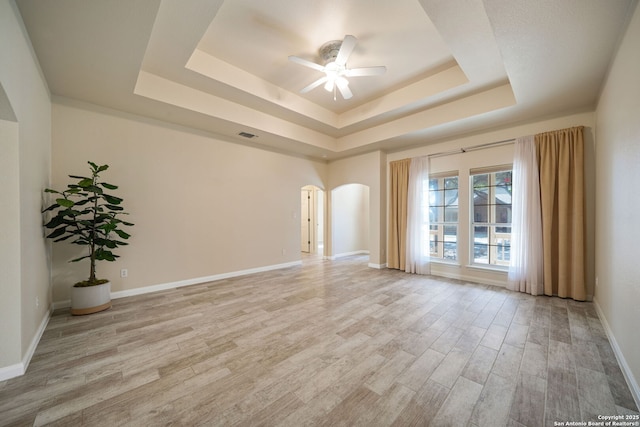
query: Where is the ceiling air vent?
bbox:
[238,131,257,139]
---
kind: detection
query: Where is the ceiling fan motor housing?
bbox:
[319,40,343,65]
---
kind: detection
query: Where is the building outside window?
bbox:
[428,174,458,261]
[471,168,512,266]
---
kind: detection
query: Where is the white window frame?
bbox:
[429,172,459,262]
[470,166,512,269]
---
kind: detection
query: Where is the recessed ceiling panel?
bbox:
[196,0,455,111]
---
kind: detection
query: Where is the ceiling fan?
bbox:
[288,35,386,100]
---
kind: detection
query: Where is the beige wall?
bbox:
[331,184,370,256]
[328,150,386,267]
[595,2,640,401]
[0,0,52,376]
[51,100,328,302]
[0,119,21,369]
[387,111,596,290]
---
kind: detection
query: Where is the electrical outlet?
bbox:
[120,269,128,278]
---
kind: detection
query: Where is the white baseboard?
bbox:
[52,299,71,310]
[368,262,387,269]
[111,281,190,299]
[53,260,303,308]
[0,362,24,382]
[23,306,52,371]
[593,298,640,411]
[429,269,508,288]
[328,250,369,261]
[0,305,52,382]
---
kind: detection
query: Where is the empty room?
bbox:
[1,0,639,425]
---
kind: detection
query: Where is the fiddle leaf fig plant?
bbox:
[43,161,133,287]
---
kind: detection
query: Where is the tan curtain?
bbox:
[536,126,586,300]
[388,159,410,270]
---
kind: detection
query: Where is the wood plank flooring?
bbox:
[1,255,638,426]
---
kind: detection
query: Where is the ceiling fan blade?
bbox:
[300,76,328,93]
[336,78,352,99]
[347,66,387,77]
[288,55,325,72]
[335,35,357,66]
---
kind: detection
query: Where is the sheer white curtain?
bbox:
[508,135,543,295]
[405,156,430,274]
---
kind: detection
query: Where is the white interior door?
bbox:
[301,189,311,252]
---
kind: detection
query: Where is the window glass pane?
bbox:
[474,245,488,263]
[444,188,458,206]
[429,174,458,261]
[444,206,458,222]
[473,199,489,223]
[430,206,441,223]
[473,226,488,263]
[473,174,489,189]
[444,225,457,238]
[495,205,511,224]
[496,225,511,234]
[473,186,489,206]
[429,179,440,212]
[494,185,512,206]
[444,243,456,260]
[429,230,439,255]
[440,225,456,260]
[495,171,512,186]
[445,177,458,189]
[495,233,511,262]
[474,226,488,242]
[431,189,443,207]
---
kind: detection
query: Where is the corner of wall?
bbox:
[593,297,640,410]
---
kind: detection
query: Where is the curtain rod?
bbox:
[427,138,516,159]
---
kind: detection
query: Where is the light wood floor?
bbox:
[1,255,638,426]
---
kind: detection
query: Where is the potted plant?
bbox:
[43,161,133,315]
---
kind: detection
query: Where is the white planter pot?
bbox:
[70,281,112,315]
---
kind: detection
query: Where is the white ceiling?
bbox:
[15,0,637,160]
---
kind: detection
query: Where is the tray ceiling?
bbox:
[16,0,636,160]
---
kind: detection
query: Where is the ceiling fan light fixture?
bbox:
[289,35,386,100]
[336,77,352,99]
[336,77,348,88]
